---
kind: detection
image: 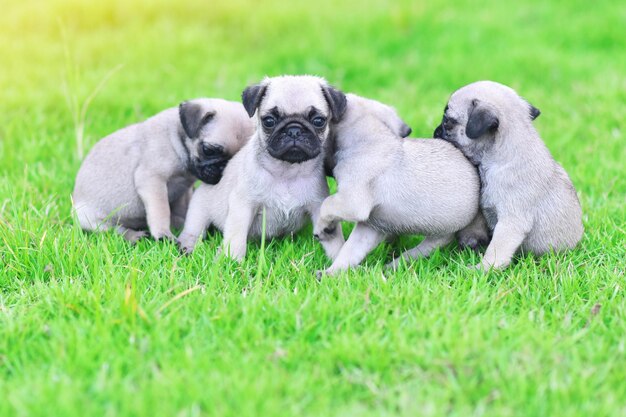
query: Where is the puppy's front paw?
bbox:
[151,230,175,242]
[472,263,492,273]
[316,268,338,279]
[221,244,245,263]
[176,235,198,255]
[177,242,194,255]
[313,219,337,241]
[473,258,501,272]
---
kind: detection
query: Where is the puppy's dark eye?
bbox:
[312,116,326,128]
[443,115,457,130]
[202,143,218,156]
[262,116,276,128]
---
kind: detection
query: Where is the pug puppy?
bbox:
[314,94,481,275]
[73,99,253,242]
[434,80,583,270]
[177,75,346,261]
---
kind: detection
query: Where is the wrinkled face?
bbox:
[180,99,253,184]
[259,103,328,163]
[242,76,347,164]
[433,81,540,164]
[433,98,499,165]
[189,140,231,185]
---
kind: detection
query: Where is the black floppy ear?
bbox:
[466,100,499,139]
[399,123,412,138]
[241,83,268,117]
[321,85,347,122]
[529,103,541,120]
[179,101,215,139]
[434,124,443,139]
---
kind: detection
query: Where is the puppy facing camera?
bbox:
[177,75,347,261]
[315,94,483,275]
[434,80,583,270]
[242,80,342,164]
[73,98,253,242]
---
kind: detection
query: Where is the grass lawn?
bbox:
[1,0,625,416]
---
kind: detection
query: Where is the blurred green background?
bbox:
[1,1,625,416]
[1,0,625,202]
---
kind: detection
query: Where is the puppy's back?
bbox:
[524,162,584,253]
[400,138,479,192]
[72,108,179,227]
[371,138,480,235]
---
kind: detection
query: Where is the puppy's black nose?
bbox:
[286,124,303,138]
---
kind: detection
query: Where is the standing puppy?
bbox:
[434,80,583,270]
[73,99,253,242]
[314,94,481,275]
[177,75,346,261]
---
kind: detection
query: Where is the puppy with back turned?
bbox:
[314,94,485,275]
[434,80,583,270]
[177,75,346,260]
[73,99,253,241]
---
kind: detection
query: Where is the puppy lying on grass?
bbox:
[73,99,252,242]
[314,94,483,275]
[434,81,583,270]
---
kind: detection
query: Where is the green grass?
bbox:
[1,0,625,416]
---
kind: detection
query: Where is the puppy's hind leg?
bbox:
[387,233,454,270]
[457,211,491,252]
[75,205,148,243]
[170,187,193,230]
[322,222,386,276]
[74,202,102,232]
